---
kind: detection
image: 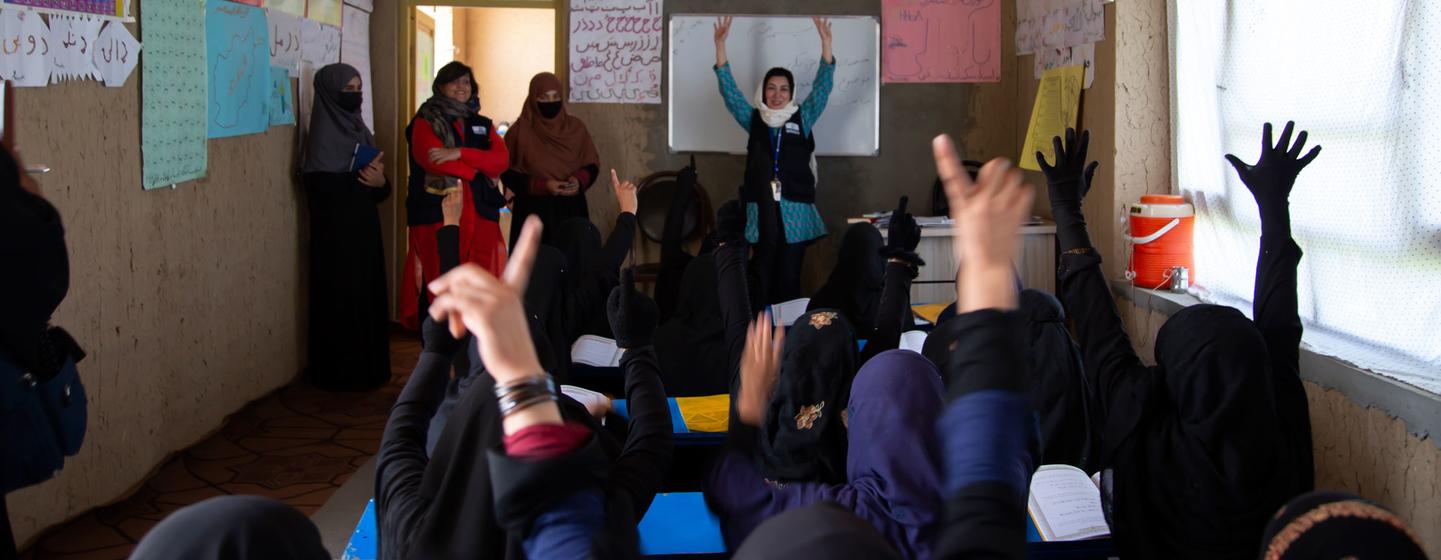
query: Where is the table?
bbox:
[861,220,1058,304]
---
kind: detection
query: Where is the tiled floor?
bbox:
[20,332,421,560]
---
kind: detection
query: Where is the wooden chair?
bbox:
[633,166,713,286]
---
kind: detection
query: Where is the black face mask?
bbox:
[538,101,562,119]
[337,91,363,112]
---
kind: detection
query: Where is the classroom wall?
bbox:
[565,0,1013,291]
[4,68,309,543]
[454,7,556,126]
[1115,299,1441,558]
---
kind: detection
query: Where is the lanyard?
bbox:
[770,128,783,180]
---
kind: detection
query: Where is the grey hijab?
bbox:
[302,63,375,174]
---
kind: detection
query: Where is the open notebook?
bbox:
[571,335,623,367]
[770,298,811,327]
[1028,465,1111,542]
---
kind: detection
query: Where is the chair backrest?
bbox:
[636,170,713,244]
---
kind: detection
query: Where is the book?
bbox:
[770,298,811,328]
[912,302,950,325]
[349,143,381,172]
[571,335,624,367]
[899,330,928,353]
[1028,465,1111,542]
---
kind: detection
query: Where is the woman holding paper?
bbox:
[301,62,392,391]
[713,16,834,304]
[400,61,511,330]
[503,72,602,246]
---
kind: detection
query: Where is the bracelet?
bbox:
[495,375,557,417]
[494,374,554,400]
[1062,247,1093,256]
[499,390,557,418]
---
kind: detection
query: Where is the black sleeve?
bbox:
[860,261,917,363]
[369,177,393,203]
[374,346,453,555]
[488,437,610,532]
[1056,251,1153,438]
[715,241,752,390]
[655,172,697,319]
[598,212,637,285]
[502,169,532,198]
[437,225,461,274]
[934,309,1032,560]
[607,346,675,521]
[1253,234,1312,490]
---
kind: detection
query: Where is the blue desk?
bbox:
[638,492,726,556]
[612,398,726,445]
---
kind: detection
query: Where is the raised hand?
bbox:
[1036,128,1097,210]
[715,199,747,245]
[441,191,463,227]
[714,16,733,44]
[427,215,545,385]
[934,135,1035,312]
[611,168,639,215]
[737,313,784,427]
[607,268,659,350]
[1225,121,1321,213]
[813,16,834,63]
[879,195,924,267]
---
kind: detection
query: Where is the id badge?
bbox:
[770,179,782,202]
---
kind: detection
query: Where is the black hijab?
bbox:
[808,223,885,334]
[732,503,900,560]
[551,217,618,339]
[129,496,328,560]
[653,253,728,396]
[754,309,857,484]
[1259,491,1426,559]
[1019,289,1096,472]
[403,316,617,560]
[0,148,81,378]
[524,246,572,382]
[1107,304,1298,558]
[302,63,374,173]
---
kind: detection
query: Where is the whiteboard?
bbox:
[668,15,880,156]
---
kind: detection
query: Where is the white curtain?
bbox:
[1173,0,1441,392]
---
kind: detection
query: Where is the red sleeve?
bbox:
[572,166,595,191]
[410,119,479,179]
[503,421,593,460]
[459,130,510,178]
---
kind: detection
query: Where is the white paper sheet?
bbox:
[571,335,623,367]
[1028,465,1110,541]
[92,20,140,87]
[340,4,371,130]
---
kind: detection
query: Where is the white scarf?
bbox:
[754,81,800,128]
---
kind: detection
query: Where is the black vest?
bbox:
[406,114,507,225]
[744,110,816,204]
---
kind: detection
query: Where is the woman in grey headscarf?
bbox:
[301,63,392,392]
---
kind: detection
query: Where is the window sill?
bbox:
[1110,280,1441,449]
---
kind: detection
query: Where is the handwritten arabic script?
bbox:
[568,0,661,104]
[882,0,1001,83]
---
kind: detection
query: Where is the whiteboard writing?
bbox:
[568,0,662,104]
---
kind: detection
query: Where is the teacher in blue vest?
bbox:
[713,16,834,305]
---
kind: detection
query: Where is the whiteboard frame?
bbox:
[666,13,881,157]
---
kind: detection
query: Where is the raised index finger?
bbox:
[503,215,544,291]
[932,134,974,216]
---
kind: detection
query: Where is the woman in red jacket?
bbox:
[400,62,510,329]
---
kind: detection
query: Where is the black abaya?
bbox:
[303,172,392,391]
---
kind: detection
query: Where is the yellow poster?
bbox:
[306,0,341,27]
[1020,64,1084,171]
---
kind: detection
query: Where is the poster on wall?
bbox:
[93,20,140,87]
[305,0,340,27]
[1019,64,1082,171]
[340,3,371,129]
[0,8,52,86]
[1033,42,1093,88]
[206,0,271,138]
[296,17,339,135]
[2,0,128,19]
[262,0,302,18]
[881,0,1000,83]
[267,8,302,76]
[140,0,207,189]
[1015,0,1103,55]
[269,65,295,125]
[567,0,662,104]
[47,13,102,83]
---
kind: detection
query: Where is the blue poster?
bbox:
[269,66,296,126]
[140,0,208,189]
[206,0,271,138]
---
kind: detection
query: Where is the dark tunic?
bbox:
[303,171,392,391]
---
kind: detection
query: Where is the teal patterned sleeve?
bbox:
[714,63,753,131]
[799,58,836,136]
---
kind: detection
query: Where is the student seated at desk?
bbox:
[374,217,672,559]
[1039,125,1316,558]
[809,196,925,353]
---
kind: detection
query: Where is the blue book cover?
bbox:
[350,144,381,172]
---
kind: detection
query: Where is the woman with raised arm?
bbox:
[713,16,835,304]
[1036,125,1317,559]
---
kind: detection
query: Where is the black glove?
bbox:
[607,268,659,349]
[421,315,463,356]
[1225,121,1320,238]
[715,199,747,245]
[1037,128,1100,253]
[879,195,924,267]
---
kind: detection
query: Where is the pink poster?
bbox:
[882,0,1001,83]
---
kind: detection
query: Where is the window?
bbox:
[1172,1,1441,392]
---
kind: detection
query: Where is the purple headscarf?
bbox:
[707,350,944,558]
